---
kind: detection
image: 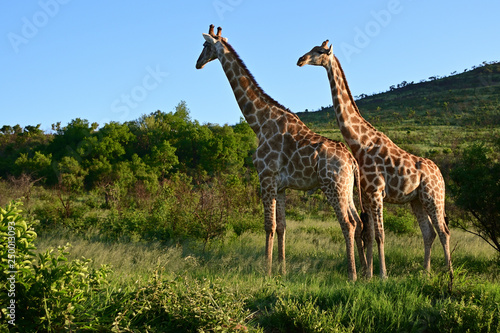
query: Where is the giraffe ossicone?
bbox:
[298,40,453,279]
[197,25,369,280]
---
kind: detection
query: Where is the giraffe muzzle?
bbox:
[297,56,307,67]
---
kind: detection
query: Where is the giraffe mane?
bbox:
[220,38,293,115]
[333,55,390,140]
[333,55,362,116]
[334,56,380,128]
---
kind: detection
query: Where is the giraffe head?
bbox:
[196,24,227,69]
[297,40,333,67]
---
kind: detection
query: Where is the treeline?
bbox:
[1,101,256,188]
[355,60,500,100]
[0,101,265,243]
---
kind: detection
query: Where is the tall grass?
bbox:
[34,217,500,332]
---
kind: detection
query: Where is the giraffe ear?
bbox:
[327,44,333,55]
[202,33,217,44]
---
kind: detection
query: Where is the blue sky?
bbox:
[1,1,499,131]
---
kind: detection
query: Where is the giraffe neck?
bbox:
[326,55,379,152]
[215,40,288,137]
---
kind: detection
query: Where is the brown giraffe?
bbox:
[297,40,452,278]
[196,26,368,280]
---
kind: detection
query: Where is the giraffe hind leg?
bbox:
[411,200,436,273]
[323,185,357,281]
[337,208,357,281]
[418,198,453,274]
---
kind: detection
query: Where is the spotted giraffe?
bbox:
[298,40,453,278]
[196,26,368,280]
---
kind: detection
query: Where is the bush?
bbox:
[0,201,110,332]
[88,173,263,244]
[450,142,500,253]
[384,206,418,235]
[109,274,251,332]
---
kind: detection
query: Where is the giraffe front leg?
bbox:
[369,193,387,279]
[276,191,286,275]
[323,183,357,281]
[262,192,277,276]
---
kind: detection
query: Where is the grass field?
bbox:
[34,216,500,332]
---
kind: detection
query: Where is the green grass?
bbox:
[35,217,500,332]
[313,125,499,157]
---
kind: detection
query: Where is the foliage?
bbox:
[0,201,38,293]
[109,274,251,332]
[48,118,99,161]
[1,102,257,217]
[14,151,53,181]
[450,142,500,253]
[1,200,499,331]
[255,274,500,333]
[383,206,418,235]
[0,201,110,332]
[106,173,261,244]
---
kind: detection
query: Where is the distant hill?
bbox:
[296,62,500,128]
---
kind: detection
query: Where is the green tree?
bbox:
[81,122,135,163]
[129,153,159,194]
[130,102,193,173]
[48,118,98,161]
[81,122,136,188]
[144,140,178,178]
[450,142,500,253]
[0,124,51,179]
[199,124,240,175]
[232,119,257,170]
[14,151,53,181]
[56,156,88,218]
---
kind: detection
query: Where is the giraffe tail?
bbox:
[353,157,369,225]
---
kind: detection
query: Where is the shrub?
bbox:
[109,274,251,332]
[384,207,418,235]
[261,296,337,332]
[450,142,500,253]
[0,201,111,332]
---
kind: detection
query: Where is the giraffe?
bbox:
[196,25,368,280]
[297,40,453,278]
